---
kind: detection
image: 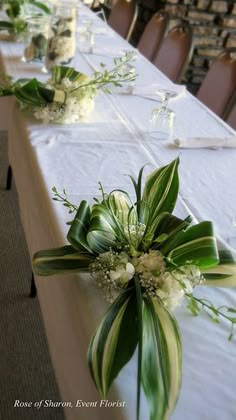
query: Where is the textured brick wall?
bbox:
[132,0,236,93]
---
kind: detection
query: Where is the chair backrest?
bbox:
[152,23,193,83]
[108,0,138,41]
[138,10,169,62]
[197,50,236,118]
[226,99,236,131]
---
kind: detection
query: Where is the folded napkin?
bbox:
[113,83,186,100]
[174,137,236,149]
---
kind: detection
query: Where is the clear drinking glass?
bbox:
[44,1,77,71]
[77,20,94,53]
[148,107,175,141]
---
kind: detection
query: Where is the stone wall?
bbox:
[131,0,236,93]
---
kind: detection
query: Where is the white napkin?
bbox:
[174,137,236,149]
[113,84,186,100]
[90,47,125,58]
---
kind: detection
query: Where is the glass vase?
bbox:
[22,16,50,63]
[44,1,77,71]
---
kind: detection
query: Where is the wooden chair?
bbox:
[152,23,193,83]
[197,50,236,118]
[108,0,138,41]
[138,10,169,62]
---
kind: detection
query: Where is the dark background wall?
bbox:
[131,0,236,93]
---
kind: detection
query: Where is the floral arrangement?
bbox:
[33,158,236,419]
[45,9,77,70]
[0,0,50,37]
[0,52,137,123]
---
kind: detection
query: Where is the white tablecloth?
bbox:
[1,4,236,420]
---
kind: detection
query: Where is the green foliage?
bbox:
[185,293,236,341]
[0,53,137,109]
[31,159,236,420]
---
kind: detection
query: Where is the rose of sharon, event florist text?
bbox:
[76,400,126,408]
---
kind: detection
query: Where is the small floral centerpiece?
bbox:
[0,0,50,38]
[33,158,236,419]
[0,52,137,123]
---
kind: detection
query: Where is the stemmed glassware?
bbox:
[155,88,180,106]
[148,89,176,141]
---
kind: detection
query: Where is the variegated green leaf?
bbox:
[67,200,92,253]
[88,288,138,397]
[154,213,192,241]
[33,245,94,276]
[142,297,182,420]
[143,212,191,251]
[142,158,179,225]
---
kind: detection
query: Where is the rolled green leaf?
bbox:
[51,65,88,84]
[88,288,138,397]
[33,245,93,276]
[202,249,236,286]
[87,203,125,253]
[161,221,219,268]
[14,78,47,105]
[142,297,182,420]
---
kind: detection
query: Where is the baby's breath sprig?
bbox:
[185,293,236,341]
[52,186,78,214]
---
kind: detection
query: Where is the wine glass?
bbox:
[155,88,179,107]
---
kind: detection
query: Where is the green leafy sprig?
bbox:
[186,293,236,341]
[52,186,78,215]
[0,52,137,112]
[70,51,137,94]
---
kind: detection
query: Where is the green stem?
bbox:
[134,275,143,420]
[185,293,234,323]
[70,54,136,94]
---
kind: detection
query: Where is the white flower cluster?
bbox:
[90,250,135,302]
[91,249,203,309]
[33,76,96,124]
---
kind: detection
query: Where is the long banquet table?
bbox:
[1,4,236,420]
